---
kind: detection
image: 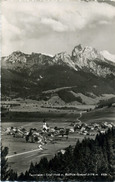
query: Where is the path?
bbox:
[77,112,82,122]
[6,148,42,159]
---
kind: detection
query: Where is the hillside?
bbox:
[1,44,115,105]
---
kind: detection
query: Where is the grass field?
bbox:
[81,106,115,123]
[1,99,95,123]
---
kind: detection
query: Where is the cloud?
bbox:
[1,16,21,42]
[2,1,115,33]
[98,20,110,25]
[40,18,68,32]
[1,0,115,55]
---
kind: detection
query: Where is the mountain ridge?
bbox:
[2,44,115,78]
[1,44,115,103]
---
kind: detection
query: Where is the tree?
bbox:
[38,157,49,173]
[65,129,69,139]
[60,129,64,138]
[1,146,17,181]
[1,146,9,180]
[29,162,35,174]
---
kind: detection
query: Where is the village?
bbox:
[3,119,115,151]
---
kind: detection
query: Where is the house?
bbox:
[80,127,85,132]
[99,130,106,134]
[83,131,88,135]
[5,127,11,134]
[50,128,56,134]
[70,128,74,133]
[58,149,66,155]
[93,123,99,129]
[91,127,94,131]
[107,124,112,128]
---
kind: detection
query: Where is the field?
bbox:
[1,98,95,122]
[1,106,115,174]
[81,106,115,123]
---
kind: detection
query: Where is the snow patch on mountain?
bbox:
[42,53,54,57]
[100,50,115,63]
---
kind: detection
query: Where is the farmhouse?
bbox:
[99,130,106,134]
[58,149,66,155]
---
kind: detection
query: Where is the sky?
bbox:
[1,0,115,56]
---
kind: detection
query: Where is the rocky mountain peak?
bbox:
[71,44,115,77]
[5,51,27,64]
[72,44,104,61]
[1,44,115,78]
[53,52,78,71]
[12,51,24,55]
[54,52,70,61]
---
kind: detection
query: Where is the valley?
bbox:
[1,44,115,176]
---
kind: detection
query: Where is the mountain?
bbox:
[1,44,115,104]
[1,51,54,68]
[2,45,115,77]
[72,44,115,77]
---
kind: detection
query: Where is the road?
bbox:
[77,112,82,122]
[6,148,42,159]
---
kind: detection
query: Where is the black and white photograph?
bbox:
[1,0,115,181]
